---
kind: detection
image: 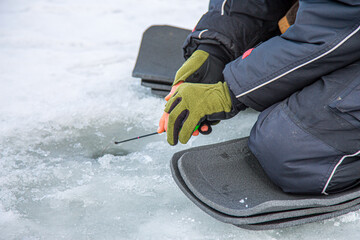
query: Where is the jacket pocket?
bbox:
[329,82,360,129]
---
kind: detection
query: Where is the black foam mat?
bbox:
[170,138,360,229]
[238,204,360,230]
[178,138,360,215]
[133,25,190,84]
[173,153,360,226]
[151,89,169,97]
[141,80,172,91]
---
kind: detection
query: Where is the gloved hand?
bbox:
[158,49,225,136]
[159,83,215,136]
[172,49,225,86]
[164,82,238,145]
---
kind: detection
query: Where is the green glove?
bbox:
[164,82,237,145]
[173,50,225,86]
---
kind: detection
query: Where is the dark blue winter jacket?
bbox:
[184,0,360,111]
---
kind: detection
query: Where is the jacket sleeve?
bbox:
[183,0,295,62]
[224,0,360,111]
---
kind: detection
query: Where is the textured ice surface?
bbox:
[1,0,359,239]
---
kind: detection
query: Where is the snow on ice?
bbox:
[0,0,359,239]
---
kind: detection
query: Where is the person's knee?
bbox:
[248,103,304,193]
[248,103,342,194]
[323,155,360,194]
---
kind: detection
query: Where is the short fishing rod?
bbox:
[114,132,159,144]
[114,125,200,144]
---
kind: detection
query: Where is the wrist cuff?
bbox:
[198,44,231,65]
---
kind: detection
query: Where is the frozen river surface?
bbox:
[1,0,360,239]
